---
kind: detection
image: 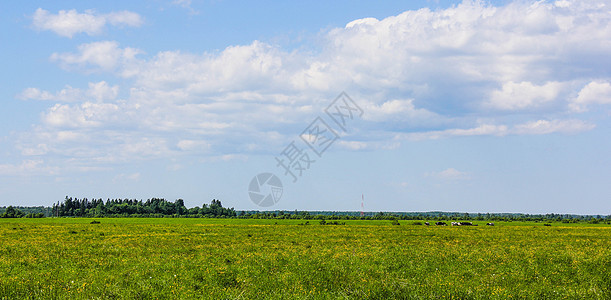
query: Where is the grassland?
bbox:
[1,218,610,299]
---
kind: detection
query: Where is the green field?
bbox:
[1,219,610,299]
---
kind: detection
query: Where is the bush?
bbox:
[24,213,45,218]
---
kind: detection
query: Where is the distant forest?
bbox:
[243,211,610,223]
[0,197,609,223]
[0,206,47,218]
[50,197,236,218]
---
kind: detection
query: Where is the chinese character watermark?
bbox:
[325,92,364,132]
[300,117,339,157]
[247,92,364,207]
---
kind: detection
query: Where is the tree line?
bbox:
[51,197,236,218]
[238,211,611,223]
[0,206,45,218]
[1,200,609,223]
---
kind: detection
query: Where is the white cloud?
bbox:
[172,0,199,15]
[364,99,442,125]
[176,140,211,152]
[570,80,611,112]
[105,11,143,27]
[345,17,379,28]
[487,81,563,110]
[400,118,595,140]
[404,124,509,140]
[19,81,119,102]
[554,1,571,8]
[87,81,120,101]
[42,101,123,128]
[32,8,143,38]
[18,86,80,102]
[48,1,611,100]
[426,168,470,180]
[337,140,368,150]
[126,41,286,93]
[15,1,611,173]
[0,160,58,176]
[51,41,142,72]
[512,119,595,135]
[19,144,49,156]
[113,172,141,183]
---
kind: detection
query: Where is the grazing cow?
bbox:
[425,222,430,226]
[487,223,494,226]
[435,222,446,226]
[451,222,460,226]
[460,222,473,226]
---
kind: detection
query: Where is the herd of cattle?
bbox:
[423,222,495,226]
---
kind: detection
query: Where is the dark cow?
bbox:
[435,222,446,226]
[459,222,473,226]
[486,223,495,226]
[424,222,430,226]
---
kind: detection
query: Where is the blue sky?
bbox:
[0,0,610,214]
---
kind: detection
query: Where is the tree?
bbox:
[175,199,186,215]
[1,206,25,218]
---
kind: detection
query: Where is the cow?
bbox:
[435,222,446,226]
[451,222,460,226]
[425,222,430,226]
[486,223,494,226]
[460,222,473,226]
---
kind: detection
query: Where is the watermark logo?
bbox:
[248,92,363,207]
[248,173,283,207]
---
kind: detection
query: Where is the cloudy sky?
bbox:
[1,0,610,214]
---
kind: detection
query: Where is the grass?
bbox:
[1,218,610,299]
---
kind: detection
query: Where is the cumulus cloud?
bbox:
[32,8,143,38]
[42,102,123,128]
[18,86,81,102]
[18,81,119,102]
[570,80,611,112]
[51,41,142,72]
[363,99,443,126]
[15,0,611,173]
[487,81,564,110]
[48,1,611,99]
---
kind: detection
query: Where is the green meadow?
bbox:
[1,218,610,299]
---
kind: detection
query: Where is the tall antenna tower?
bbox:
[360,194,364,217]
